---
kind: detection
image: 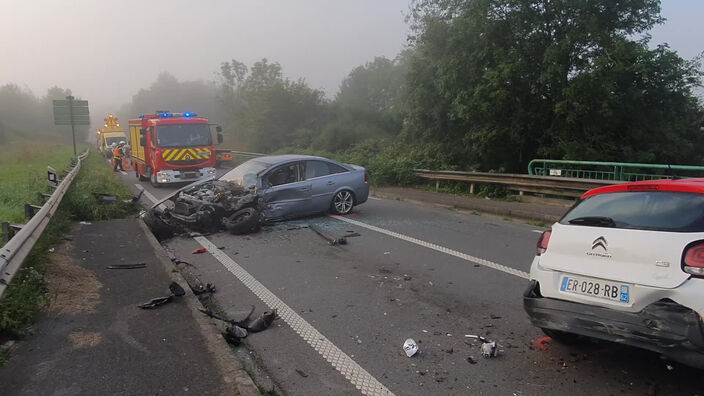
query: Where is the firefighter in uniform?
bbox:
[113,141,125,171]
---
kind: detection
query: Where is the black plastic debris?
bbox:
[138,282,186,309]
[295,369,309,378]
[94,193,118,205]
[199,306,278,344]
[309,224,347,246]
[107,263,146,269]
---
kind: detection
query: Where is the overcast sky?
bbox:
[0,0,701,109]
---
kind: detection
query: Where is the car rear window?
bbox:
[561,191,704,232]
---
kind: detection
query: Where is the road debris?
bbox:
[535,336,551,351]
[466,335,500,358]
[79,221,92,225]
[94,193,118,204]
[295,369,309,378]
[309,224,347,245]
[199,305,278,345]
[106,263,146,269]
[403,338,419,357]
[192,247,207,254]
[138,282,186,309]
[467,356,478,364]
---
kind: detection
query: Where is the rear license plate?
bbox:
[183,172,198,179]
[560,275,630,303]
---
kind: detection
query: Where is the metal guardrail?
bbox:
[0,150,89,299]
[413,169,622,198]
[528,159,704,182]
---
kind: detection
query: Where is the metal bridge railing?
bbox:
[527,159,704,182]
[0,150,89,299]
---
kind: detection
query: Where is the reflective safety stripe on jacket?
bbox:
[113,148,123,158]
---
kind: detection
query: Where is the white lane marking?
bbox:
[194,237,394,396]
[137,191,393,395]
[330,215,530,279]
[532,230,544,233]
[368,196,382,201]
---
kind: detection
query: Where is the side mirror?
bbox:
[215,125,222,133]
[217,133,223,144]
[140,137,146,146]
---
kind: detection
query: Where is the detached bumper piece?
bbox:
[524,280,704,369]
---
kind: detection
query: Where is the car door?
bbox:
[306,160,349,213]
[260,161,312,220]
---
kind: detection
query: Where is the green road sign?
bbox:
[53,98,90,126]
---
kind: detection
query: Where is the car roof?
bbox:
[582,178,704,199]
[253,154,333,165]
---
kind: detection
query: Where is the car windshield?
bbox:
[156,124,211,148]
[220,160,270,187]
[561,191,704,232]
[106,137,123,146]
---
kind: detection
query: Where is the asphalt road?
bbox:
[114,164,702,396]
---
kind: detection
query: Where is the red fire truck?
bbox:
[129,111,222,187]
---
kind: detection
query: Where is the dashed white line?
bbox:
[532,230,544,233]
[368,196,382,201]
[137,191,393,395]
[329,215,530,279]
[195,237,394,396]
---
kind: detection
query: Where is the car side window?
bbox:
[265,162,305,187]
[305,161,332,179]
[327,162,348,174]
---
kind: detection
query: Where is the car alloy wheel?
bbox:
[333,190,354,214]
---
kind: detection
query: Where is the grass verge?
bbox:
[0,148,135,362]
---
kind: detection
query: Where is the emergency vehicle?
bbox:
[129,111,222,187]
[96,114,126,158]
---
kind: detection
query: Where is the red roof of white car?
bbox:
[582,178,704,199]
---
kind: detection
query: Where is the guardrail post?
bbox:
[2,222,24,245]
[37,193,51,204]
[470,183,475,194]
[24,204,43,220]
[435,180,439,192]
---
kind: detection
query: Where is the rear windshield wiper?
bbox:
[567,216,616,227]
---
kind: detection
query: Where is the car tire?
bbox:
[541,328,588,345]
[331,190,355,215]
[137,165,149,181]
[224,207,260,235]
[142,210,175,241]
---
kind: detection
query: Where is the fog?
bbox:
[1,0,409,109]
[0,0,701,141]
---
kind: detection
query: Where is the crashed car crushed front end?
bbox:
[145,177,266,237]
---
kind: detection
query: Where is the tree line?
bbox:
[3,0,702,184]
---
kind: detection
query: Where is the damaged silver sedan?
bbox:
[144,155,369,237]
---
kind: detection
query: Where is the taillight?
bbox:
[683,242,704,277]
[364,171,369,183]
[536,230,551,256]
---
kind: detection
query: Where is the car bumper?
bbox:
[154,167,217,184]
[524,280,704,369]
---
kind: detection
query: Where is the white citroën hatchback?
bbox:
[524,178,704,369]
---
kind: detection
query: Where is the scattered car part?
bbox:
[246,310,277,333]
[94,193,118,204]
[106,263,146,269]
[535,336,552,351]
[295,369,309,378]
[137,282,185,309]
[309,224,347,246]
[467,356,478,364]
[192,247,207,254]
[403,338,419,357]
[466,335,500,358]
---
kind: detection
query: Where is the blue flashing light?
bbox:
[183,112,197,117]
[139,114,145,119]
